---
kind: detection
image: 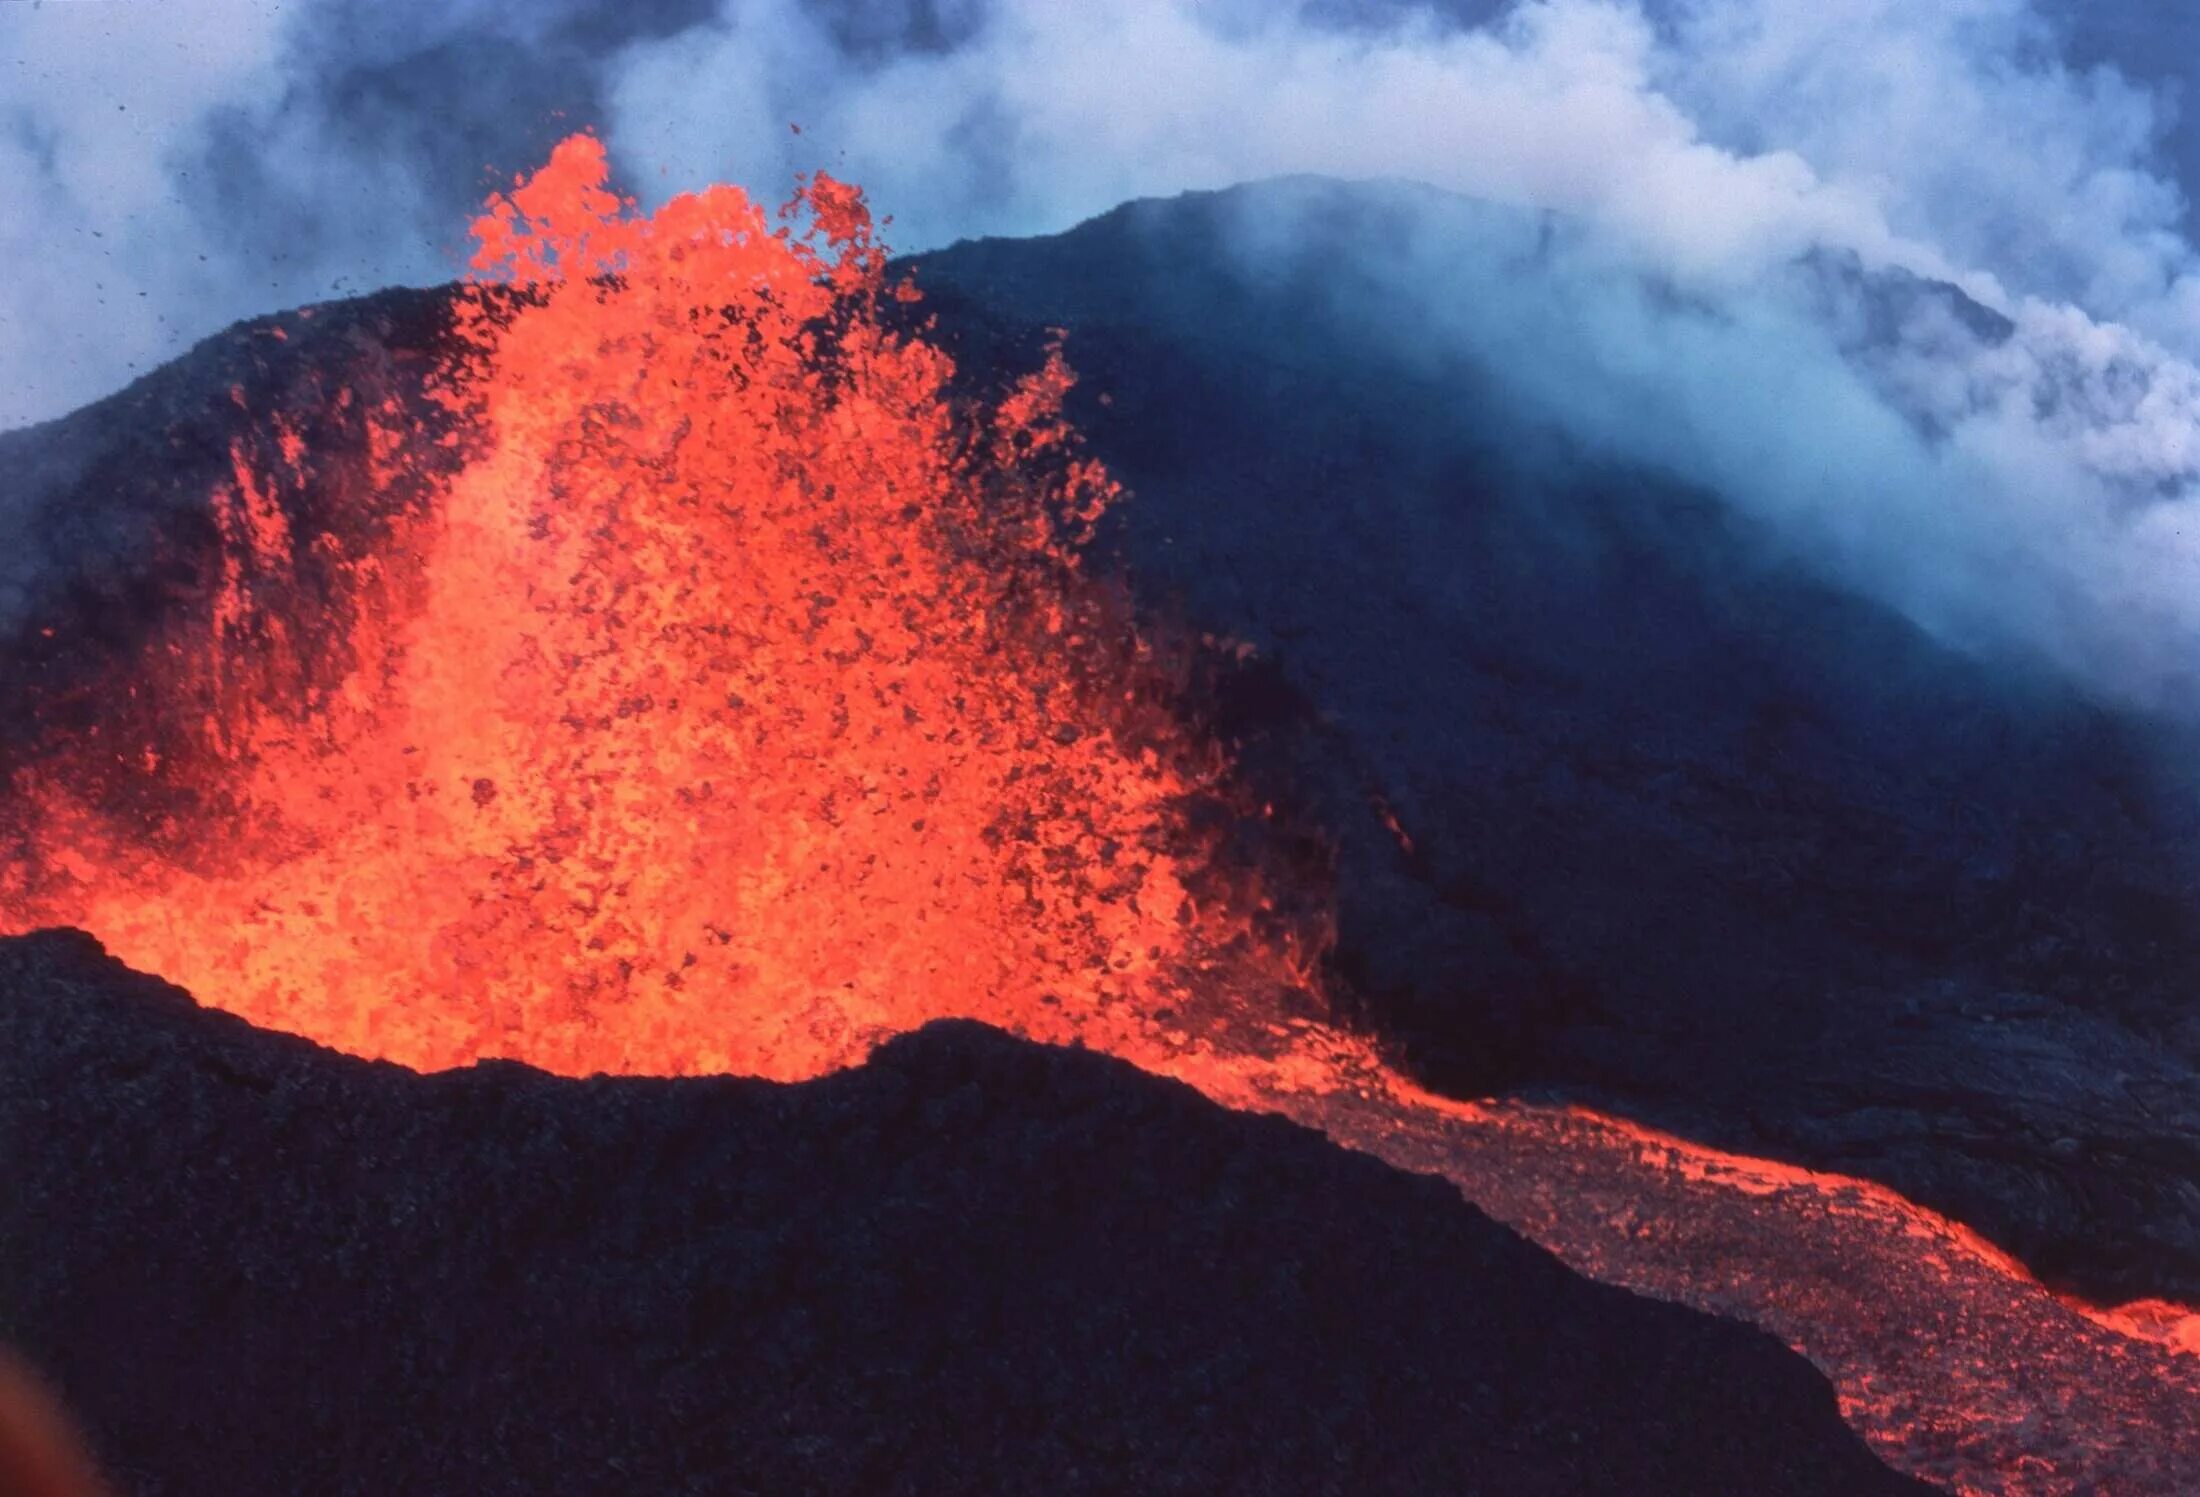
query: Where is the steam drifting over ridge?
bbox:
[6,0,2200,702]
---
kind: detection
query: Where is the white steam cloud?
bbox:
[4,0,2199,702]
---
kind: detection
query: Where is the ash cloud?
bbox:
[5,0,2200,703]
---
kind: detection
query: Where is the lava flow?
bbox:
[2,136,2194,1495]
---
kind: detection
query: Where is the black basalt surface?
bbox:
[903,182,2200,1306]
[0,930,1931,1497]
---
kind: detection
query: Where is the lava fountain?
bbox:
[3,136,2195,1496]
[1,133,1318,1082]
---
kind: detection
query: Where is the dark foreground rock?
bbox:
[0,931,1929,1497]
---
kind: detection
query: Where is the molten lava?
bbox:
[3,134,1310,1080]
[3,136,2194,1495]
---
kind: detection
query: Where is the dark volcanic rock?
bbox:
[0,286,463,730]
[902,181,2200,1305]
[0,284,470,862]
[0,930,1928,1497]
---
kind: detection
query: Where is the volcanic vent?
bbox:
[1,133,1322,1086]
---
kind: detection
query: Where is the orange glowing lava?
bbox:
[3,136,2195,1495]
[2,134,1312,1080]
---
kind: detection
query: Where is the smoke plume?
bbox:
[5,0,2200,701]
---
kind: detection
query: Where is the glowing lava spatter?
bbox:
[3,137,2195,1495]
[3,134,1316,1079]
